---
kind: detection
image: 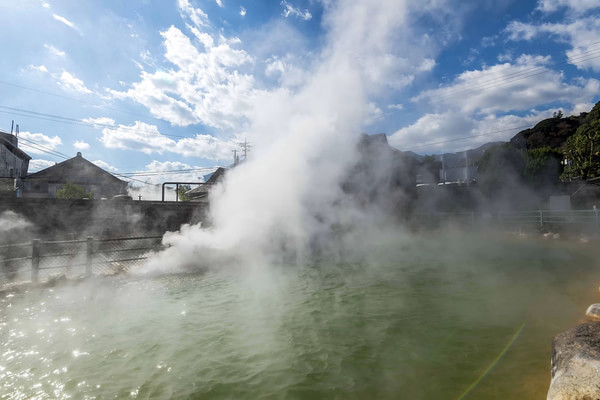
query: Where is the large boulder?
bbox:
[548,322,600,399]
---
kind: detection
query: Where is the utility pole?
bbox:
[238,139,251,160]
[232,149,238,166]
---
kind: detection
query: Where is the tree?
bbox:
[562,101,600,181]
[176,185,191,201]
[56,181,94,199]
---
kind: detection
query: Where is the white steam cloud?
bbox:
[142,0,443,274]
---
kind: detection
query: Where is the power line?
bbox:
[0,80,151,119]
[0,105,191,139]
[403,125,533,151]
[420,43,600,104]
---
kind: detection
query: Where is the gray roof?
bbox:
[25,153,126,186]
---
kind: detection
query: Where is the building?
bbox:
[22,152,127,198]
[185,167,227,202]
[0,130,32,196]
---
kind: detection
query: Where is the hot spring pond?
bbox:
[1,232,599,399]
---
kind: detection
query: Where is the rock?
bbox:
[548,322,600,399]
[586,304,600,321]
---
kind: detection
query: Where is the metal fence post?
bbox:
[86,236,94,275]
[31,239,40,283]
[539,209,544,229]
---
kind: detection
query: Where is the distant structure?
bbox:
[0,129,31,196]
[22,152,127,199]
[185,167,226,202]
[343,133,417,216]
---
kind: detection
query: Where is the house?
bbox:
[22,152,127,198]
[185,167,227,202]
[0,130,32,196]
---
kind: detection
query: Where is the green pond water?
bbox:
[1,232,599,399]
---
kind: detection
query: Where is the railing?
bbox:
[0,235,164,287]
[416,209,600,231]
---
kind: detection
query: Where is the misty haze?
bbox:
[1,0,600,399]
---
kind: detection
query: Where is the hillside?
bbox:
[509,113,587,150]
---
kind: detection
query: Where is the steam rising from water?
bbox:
[144,0,424,273]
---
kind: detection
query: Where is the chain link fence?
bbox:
[0,235,164,288]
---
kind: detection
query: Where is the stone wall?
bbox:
[0,198,208,241]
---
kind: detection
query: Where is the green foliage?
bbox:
[553,110,563,119]
[177,185,191,202]
[524,147,563,180]
[561,101,600,181]
[56,181,94,199]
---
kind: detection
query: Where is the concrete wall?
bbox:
[0,198,208,241]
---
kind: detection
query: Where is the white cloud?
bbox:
[109,26,258,129]
[99,121,237,160]
[216,0,223,7]
[44,44,65,57]
[92,160,118,172]
[41,2,50,9]
[58,71,93,94]
[27,64,48,73]
[240,6,246,16]
[82,117,116,127]
[387,103,404,110]
[28,159,55,172]
[126,161,219,200]
[506,17,600,71]
[414,55,600,114]
[52,14,80,34]
[18,131,62,156]
[281,1,312,20]
[388,110,552,153]
[101,121,174,155]
[536,0,600,15]
[73,140,90,150]
[173,134,238,159]
[364,102,384,125]
[177,0,209,28]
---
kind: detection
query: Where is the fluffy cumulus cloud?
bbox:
[389,110,554,153]
[92,159,118,172]
[100,121,175,154]
[506,8,600,71]
[28,159,56,172]
[176,0,209,28]
[109,24,258,129]
[414,54,600,114]
[99,120,237,161]
[73,140,90,150]
[58,71,93,94]
[18,131,62,156]
[82,117,116,127]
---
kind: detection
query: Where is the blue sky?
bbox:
[1,0,599,191]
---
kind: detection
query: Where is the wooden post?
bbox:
[86,237,94,275]
[31,239,40,284]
